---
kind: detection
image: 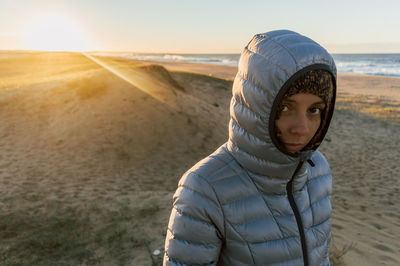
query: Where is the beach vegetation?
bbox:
[336,93,400,125]
[172,71,233,91]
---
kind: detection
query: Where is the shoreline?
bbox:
[138,59,400,101]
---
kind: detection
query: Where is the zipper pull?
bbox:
[307,159,315,167]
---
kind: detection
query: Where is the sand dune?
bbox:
[0,52,232,265]
[0,52,399,265]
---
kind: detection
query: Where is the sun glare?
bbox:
[24,14,89,52]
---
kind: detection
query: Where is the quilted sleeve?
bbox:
[164,172,224,265]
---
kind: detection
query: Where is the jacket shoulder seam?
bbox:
[179,182,220,208]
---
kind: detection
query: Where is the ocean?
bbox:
[92,52,400,77]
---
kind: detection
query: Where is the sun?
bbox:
[24,14,90,52]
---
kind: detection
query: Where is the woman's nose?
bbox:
[289,114,309,135]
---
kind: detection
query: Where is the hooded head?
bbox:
[274,69,334,153]
[227,30,336,178]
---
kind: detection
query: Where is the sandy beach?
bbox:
[0,52,399,265]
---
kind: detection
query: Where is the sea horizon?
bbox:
[88,52,400,77]
[2,50,400,77]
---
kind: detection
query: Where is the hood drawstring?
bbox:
[299,151,315,167]
[299,150,313,161]
[307,159,315,167]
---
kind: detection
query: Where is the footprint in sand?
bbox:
[332,224,344,230]
[378,255,396,264]
[373,243,393,253]
[371,223,384,230]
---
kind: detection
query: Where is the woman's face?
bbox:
[275,93,325,153]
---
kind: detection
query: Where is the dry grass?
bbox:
[336,93,400,125]
[329,239,354,266]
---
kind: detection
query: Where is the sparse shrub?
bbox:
[329,240,354,266]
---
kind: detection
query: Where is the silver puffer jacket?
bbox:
[164,30,337,266]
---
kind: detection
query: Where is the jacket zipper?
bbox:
[286,161,309,266]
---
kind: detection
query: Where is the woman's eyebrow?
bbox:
[281,100,326,105]
[282,99,296,103]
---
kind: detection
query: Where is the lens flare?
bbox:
[24,14,89,51]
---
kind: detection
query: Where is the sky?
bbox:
[1,0,400,54]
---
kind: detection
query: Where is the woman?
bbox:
[164,30,336,266]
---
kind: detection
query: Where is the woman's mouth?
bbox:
[283,143,304,152]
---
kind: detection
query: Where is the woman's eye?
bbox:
[281,105,288,112]
[309,107,321,114]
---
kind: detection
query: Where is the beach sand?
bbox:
[0,52,399,265]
